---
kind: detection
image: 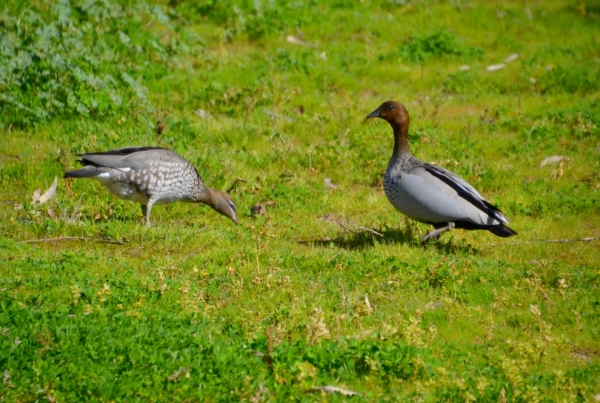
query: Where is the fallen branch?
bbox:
[19,236,125,245]
[490,236,600,246]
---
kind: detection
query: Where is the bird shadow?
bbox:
[297,227,481,255]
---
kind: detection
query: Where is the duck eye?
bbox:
[388,105,394,110]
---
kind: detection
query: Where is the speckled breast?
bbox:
[383,166,405,212]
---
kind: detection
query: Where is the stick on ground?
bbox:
[490,236,599,246]
[19,236,125,245]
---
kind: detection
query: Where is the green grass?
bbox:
[1,0,599,401]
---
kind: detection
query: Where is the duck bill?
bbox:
[366,108,380,119]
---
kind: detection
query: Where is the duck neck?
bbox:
[194,183,214,206]
[391,120,410,159]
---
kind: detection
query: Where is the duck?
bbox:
[366,101,517,243]
[64,146,238,226]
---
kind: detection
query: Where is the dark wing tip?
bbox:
[488,224,518,238]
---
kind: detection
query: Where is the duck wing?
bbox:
[423,163,509,224]
[77,147,184,170]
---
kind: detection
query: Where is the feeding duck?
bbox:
[64,146,238,226]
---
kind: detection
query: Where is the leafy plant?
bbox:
[169,0,318,40]
[0,0,199,126]
[541,65,600,94]
[398,29,483,64]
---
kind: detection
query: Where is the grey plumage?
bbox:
[64,147,238,226]
[367,101,517,243]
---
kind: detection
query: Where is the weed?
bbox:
[0,1,198,126]
[542,66,600,94]
[398,29,483,64]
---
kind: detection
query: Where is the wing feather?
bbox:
[424,163,508,224]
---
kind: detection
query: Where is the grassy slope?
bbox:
[1,0,599,401]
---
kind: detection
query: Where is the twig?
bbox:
[177,247,205,265]
[322,213,353,233]
[356,226,384,238]
[490,236,600,246]
[19,236,125,245]
[297,237,333,243]
[0,193,28,197]
[321,214,383,237]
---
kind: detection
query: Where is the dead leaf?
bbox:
[47,209,57,219]
[499,388,507,403]
[32,177,58,205]
[487,64,505,72]
[167,366,190,382]
[459,65,470,71]
[324,178,337,190]
[505,53,520,63]
[572,351,592,362]
[540,156,572,180]
[286,35,306,46]
[530,304,541,316]
[264,109,296,123]
[365,295,373,311]
[551,166,564,180]
[3,369,14,388]
[540,155,568,167]
[195,109,212,119]
[32,188,42,203]
[308,385,360,396]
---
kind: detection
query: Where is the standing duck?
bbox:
[367,101,517,243]
[64,146,238,226]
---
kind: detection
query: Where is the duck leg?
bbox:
[421,222,455,244]
[144,199,156,227]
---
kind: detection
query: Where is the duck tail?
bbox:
[488,224,518,238]
[64,167,100,179]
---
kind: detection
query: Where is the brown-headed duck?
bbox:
[367,101,517,243]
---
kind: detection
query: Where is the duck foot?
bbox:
[421,222,455,244]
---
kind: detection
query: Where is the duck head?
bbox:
[367,101,411,156]
[209,189,239,224]
[367,101,409,126]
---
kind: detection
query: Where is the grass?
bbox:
[1,0,599,401]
